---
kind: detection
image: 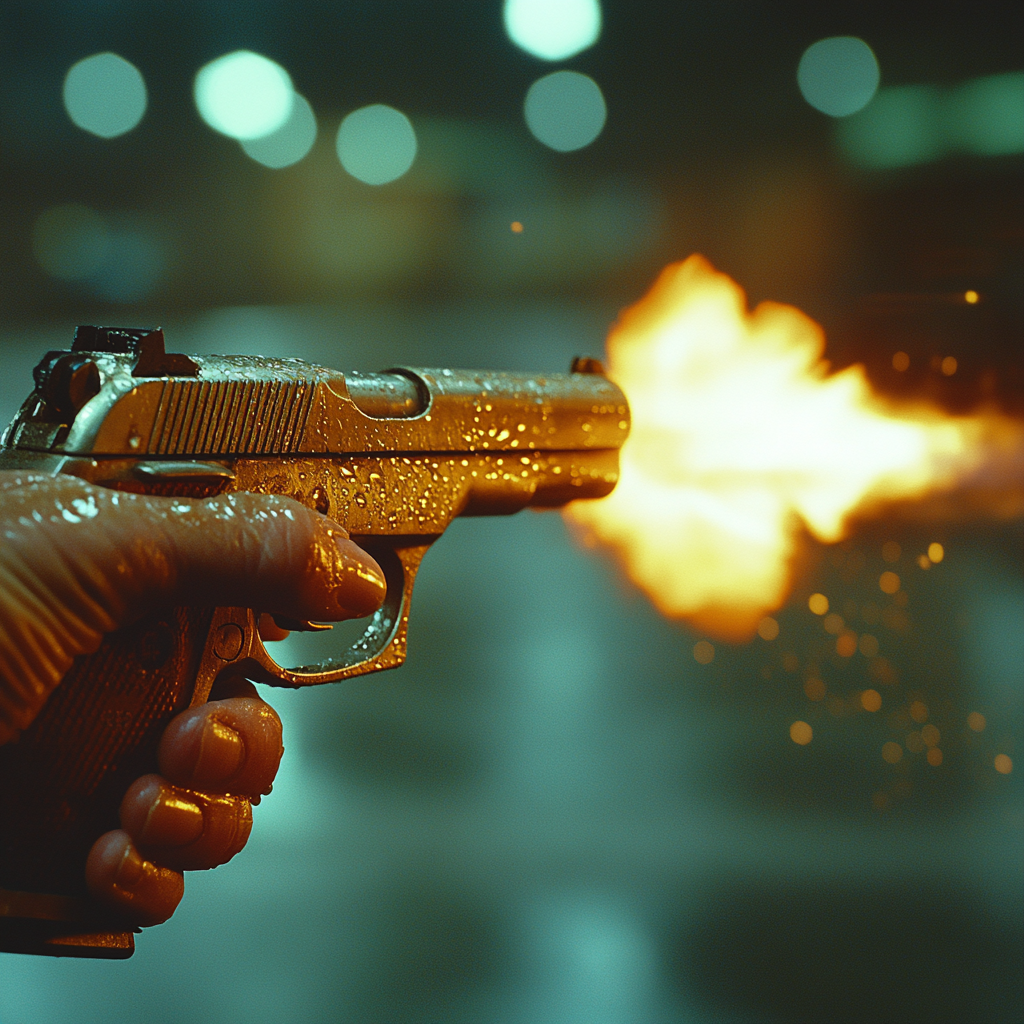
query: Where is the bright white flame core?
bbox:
[194,51,294,140]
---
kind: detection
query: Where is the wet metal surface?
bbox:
[0,309,1019,1020]
[0,327,629,958]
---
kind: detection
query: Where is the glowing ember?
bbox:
[565,254,1023,639]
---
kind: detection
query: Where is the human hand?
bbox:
[85,674,284,926]
[0,470,385,925]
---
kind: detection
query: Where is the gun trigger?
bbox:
[270,615,333,633]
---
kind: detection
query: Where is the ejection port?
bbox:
[345,372,428,418]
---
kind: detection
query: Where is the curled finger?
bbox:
[85,829,183,927]
[120,774,253,872]
[157,685,283,798]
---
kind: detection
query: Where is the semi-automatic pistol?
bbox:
[0,326,628,958]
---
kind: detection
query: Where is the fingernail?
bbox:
[336,540,387,615]
[140,791,204,847]
[115,843,145,888]
[194,717,244,782]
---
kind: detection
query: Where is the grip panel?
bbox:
[0,606,214,957]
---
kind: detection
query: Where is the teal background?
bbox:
[1,2,1022,1020]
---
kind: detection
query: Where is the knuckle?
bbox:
[156,792,252,870]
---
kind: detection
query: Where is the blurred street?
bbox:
[1,3,1021,1020]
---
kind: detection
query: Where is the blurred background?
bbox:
[0,2,1021,1021]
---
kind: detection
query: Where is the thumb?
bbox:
[136,490,386,621]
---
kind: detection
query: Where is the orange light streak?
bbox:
[565,255,1024,640]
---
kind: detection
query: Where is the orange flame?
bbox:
[565,255,1023,640]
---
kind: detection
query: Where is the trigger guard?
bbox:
[269,615,333,633]
[195,539,433,690]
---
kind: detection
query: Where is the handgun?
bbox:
[0,326,628,958]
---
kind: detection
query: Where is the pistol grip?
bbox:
[0,607,216,958]
[0,539,432,958]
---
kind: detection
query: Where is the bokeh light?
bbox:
[928,542,945,563]
[860,689,882,712]
[837,84,942,168]
[950,72,1024,156]
[882,541,901,563]
[797,37,880,117]
[241,93,317,168]
[823,612,844,635]
[32,204,110,280]
[337,104,417,185]
[836,72,1024,169]
[31,204,165,302]
[808,593,829,615]
[967,711,986,732]
[882,741,903,763]
[693,640,715,664]
[757,616,780,641]
[504,0,601,61]
[524,70,606,151]
[63,52,147,138]
[994,754,1013,774]
[858,634,879,657]
[194,51,294,140]
[879,571,900,594]
[892,351,910,371]
[836,631,858,657]
[804,677,826,700]
[790,721,813,745]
